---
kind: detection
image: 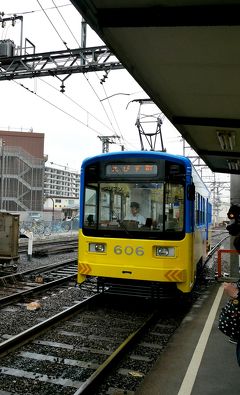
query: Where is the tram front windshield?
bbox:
[83,181,184,235]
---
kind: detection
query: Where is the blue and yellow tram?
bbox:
[78,151,212,294]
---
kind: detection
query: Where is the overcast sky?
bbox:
[0,0,185,172]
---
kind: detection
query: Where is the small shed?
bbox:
[0,211,19,270]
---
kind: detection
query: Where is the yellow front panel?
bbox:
[78,230,196,292]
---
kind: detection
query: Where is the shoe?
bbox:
[229,338,238,344]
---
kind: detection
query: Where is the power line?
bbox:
[13,80,107,137]
[100,83,125,143]
[39,77,116,134]
[5,4,71,16]
[36,0,69,50]
[83,74,120,138]
[2,4,139,152]
[36,0,120,144]
[38,0,125,147]
[51,0,80,48]
[42,72,139,151]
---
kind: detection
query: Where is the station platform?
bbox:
[136,283,240,395]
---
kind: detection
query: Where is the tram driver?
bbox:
[124,201,146,227]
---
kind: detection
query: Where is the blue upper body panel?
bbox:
[81,150,192,177]
[79,151,210,233]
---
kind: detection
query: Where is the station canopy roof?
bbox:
[71,0,240,174]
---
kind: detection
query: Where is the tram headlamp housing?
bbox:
[155,246,175,257]
[89,243,106,253]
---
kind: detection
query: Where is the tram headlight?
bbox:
[89,243,106,253]
[155,246,175,257]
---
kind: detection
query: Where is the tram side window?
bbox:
[196,193,200,225]
[202,197,206,225]
[207,202,212,225]
[195,193,206,226]
[84,187,97,227]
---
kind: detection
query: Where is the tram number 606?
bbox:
[114,245,144,256]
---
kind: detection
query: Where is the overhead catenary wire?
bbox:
[40,74,132,150]
[39,0,136,150]
[100,83,125,144]
[18,77,138,150]
[85,74,138,150]
[51,0,80,48]
[83,74,120,138]
[3,1,139,152]
[5,3,71,16]
[35,0,126,150]
[13,80,107,137]
[39,77,117,134]
[86,71,134,149]
[36,0,70,50]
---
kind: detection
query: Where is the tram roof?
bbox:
[82,150,193,166]
[71,0,240,175]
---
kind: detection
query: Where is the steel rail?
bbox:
[0,272,77,308]
[0,293,102,358]
[207,234,230,262]
[0,258,77,283]
[73,310,160,395]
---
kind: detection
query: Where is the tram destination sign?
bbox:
[105,163,158,177]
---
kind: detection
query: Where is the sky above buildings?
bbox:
[0,0,183,172]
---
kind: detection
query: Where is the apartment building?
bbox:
[44,165,80,220]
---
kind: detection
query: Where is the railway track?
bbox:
[0,293,184,395]
[205,233,231,279]
[0,234,230,394]
[18,238,78,256]
[211,228,229,239]
[0,259,78,308]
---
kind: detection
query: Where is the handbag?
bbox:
[218,298,240,340]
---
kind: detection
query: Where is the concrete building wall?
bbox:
[0,130,44,158]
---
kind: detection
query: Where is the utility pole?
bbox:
[98,135,121,153]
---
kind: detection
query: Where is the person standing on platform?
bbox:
[223,281,240,365]
[223,203,240,365]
